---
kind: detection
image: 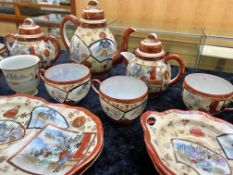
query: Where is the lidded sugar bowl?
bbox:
[121,33,185,94]
[60,0,135,77]
[4,18,61,68]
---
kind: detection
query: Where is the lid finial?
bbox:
[136,33,165,58]
[148,33,158,42]
[81,0,106,24]
[23,18,35,26]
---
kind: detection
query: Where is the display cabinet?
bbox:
[0,0,75,24]
[109,20,204,68]
[199,28,233,73]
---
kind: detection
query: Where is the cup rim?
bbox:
[183,73,233,100]
[99,76,148,104]
[0,55,40,71]
[44,63,91,85]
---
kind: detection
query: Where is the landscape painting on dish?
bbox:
[172,139,231,175]
[0,120,25,145]
[8,124,85,175]
[27,106,69,129]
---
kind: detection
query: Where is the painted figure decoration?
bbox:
[4,18,61,68]
[182,73,233,114]
[92,76,148,124]
[140,110,233,175]
[60,0,135,77]
[121,33,185,95]
[0,95,103,175]
[40,63,91,104]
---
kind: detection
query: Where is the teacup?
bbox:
[40,63,91,104]
[0,55,40,95]
[182,73,233,114]
[92,76,148,124]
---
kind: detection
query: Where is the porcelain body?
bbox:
[121,33,185,94]
[182,73,233,114]
[92,76,148,123]
[60,0,135,77]
[141,110,233,175]
[0,55,40,95]
[5,18,61,68]
[0,95,103,175]
[69,27,116,75]
[41,63,91,104]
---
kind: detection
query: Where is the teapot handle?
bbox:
[44,35,61,63]
[164,54,185,86]
[4,33,16,52]
[60,14,80,51]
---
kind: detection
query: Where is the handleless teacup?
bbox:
[0,55,40,95]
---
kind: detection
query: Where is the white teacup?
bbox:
[0,55,40,95]
[92,76,148,124]
[182,73,233,114]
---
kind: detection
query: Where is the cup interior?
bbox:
[0,55,39,70]
[185,73,233,95]
[45,63,90,83]
[100,76,148,100]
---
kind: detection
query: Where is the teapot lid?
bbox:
[81,0,106,24]
[16,18,44,38]
[135,33,165,59]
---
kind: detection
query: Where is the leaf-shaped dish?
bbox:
[0,95,103,175]
[141,110,233,175]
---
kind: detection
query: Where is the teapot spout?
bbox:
[120,52,135,65]
[113,27,136,65]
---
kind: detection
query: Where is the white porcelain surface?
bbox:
[0,95,103,175]
[0,55,39,70]
[141,110,233,175]
[70,27,116,75]
[100,96,147,122]
[43,64,91,104]
[0,55,40,95]
[100,76,147,100]
[8,39,59,68]
[182,73,233,114]
[185,73,233,95]
[45,63,90,82]
[93,76,148,123]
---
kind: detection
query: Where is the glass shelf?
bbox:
[109,19,205,68]
[197,27,233,73]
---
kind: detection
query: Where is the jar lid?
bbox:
[135,33,165,58]
[16,18,44,38]
[81,0,106,24]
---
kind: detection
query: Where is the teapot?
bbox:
[60,0,135,77]
[121,33,185,95]
[4,18,61,68]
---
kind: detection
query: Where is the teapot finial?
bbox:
[88,0,99,7]
[148,33,158,42]
[23,18,35,26]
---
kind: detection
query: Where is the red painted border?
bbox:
[43,64,91,85]
[183,78,233,100]
[0,94,103,175]
[140,109,233,175]
[92,79,148,104]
